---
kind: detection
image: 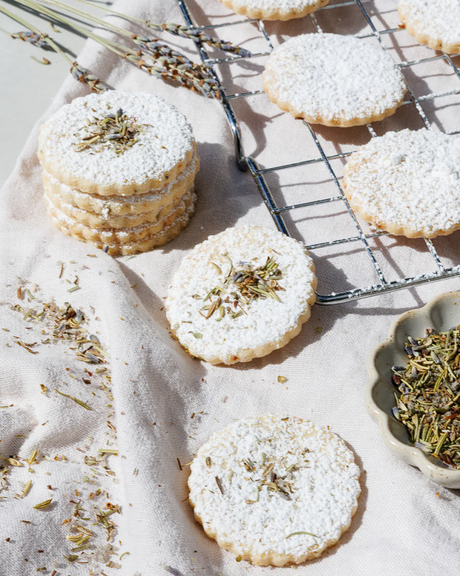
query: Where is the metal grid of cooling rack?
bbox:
[177,0,460,305]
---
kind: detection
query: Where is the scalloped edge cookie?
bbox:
[188,414,361,566]
[38,141,196,197]
[44,181,193,229]
[41,152,200,217]
[166,225,317,365]
[263,34,407,127]
[48,191,197,256]
[46,186,195,243]
[217,0,329,21]
[342,128,460,238]
[37,90,196,196]
[398,0,460,55]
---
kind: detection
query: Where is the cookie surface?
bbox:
[41,152,199,217]
[49,191,197,256]
[217,0,329,20]
[343,129,460,238]
[46,187,195,243]
[44,180,192,229]
[38,90,195,195]
[188,414,361,566]
[399,0,460,54]
[263,34,406,127]
[166,225,317,365]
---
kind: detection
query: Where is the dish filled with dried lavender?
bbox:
[366,291,460,487]
[391,328,460,468]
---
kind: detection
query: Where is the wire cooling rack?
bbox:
[176,0,460,304]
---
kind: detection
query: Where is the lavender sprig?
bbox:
[96,33,220,98]
[131,35,220,95]
[8,0,222,99]
[11,30,51,48]
[1,5,109,95]
[150,22,252,58]
[69,0,252,58]
[70,63,110,94]
[124,52,221,100]
[132,36,203,72]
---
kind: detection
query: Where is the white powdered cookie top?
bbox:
[263,34,406,123]
[166,226,316,363]
[344,129,460,236]
[188,414,361,561]
[227,0,324,13]
[399,0,460,46]
[39,90,195,188]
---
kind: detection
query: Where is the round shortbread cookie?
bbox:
[41,152,200,217]
[166,225,317,365]
[263,34,407,127]
[50,194,197,256]
[188,414,361,566]
[398,0,460,55]
[46,186,195,243]
[343,129,460,238]
[44,180,194,229]
[38,90,196,196]
[217,0,329,21]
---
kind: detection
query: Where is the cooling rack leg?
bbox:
[221,94,249,171]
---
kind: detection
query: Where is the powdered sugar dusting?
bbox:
[45,179,190,228]
[50,195,196,255]
[263,34,406,123]
[38,90,195,189]
[188,414,361,562]
[233,0,322,6]
[44,152,199,211]
[166,226,316,364]
[343,129,460,237]
[224,0,327,16]
[46,186,195,242]
[399,0,460,48]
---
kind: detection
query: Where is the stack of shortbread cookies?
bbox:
[38,90,199,255]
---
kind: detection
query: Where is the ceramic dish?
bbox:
[366,291,460,488]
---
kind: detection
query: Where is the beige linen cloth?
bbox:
[1,0,460,574]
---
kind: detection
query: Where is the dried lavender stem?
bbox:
[155,22,252,58]
[0,3,107,92]
[0,3,72,62]
[392,327,460,468]
[71,0,252,57]
[70,63,108,93]
[13,0,221,98]
[38,0,219,80]
[100,36,221,99]
[37,0,142,42]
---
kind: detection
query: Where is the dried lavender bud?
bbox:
[70,62,109,93]
[392,326,460,468]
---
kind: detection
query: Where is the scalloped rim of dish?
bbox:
[365,291,460,488]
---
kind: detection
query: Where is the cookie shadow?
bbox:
[156,141,264,254]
